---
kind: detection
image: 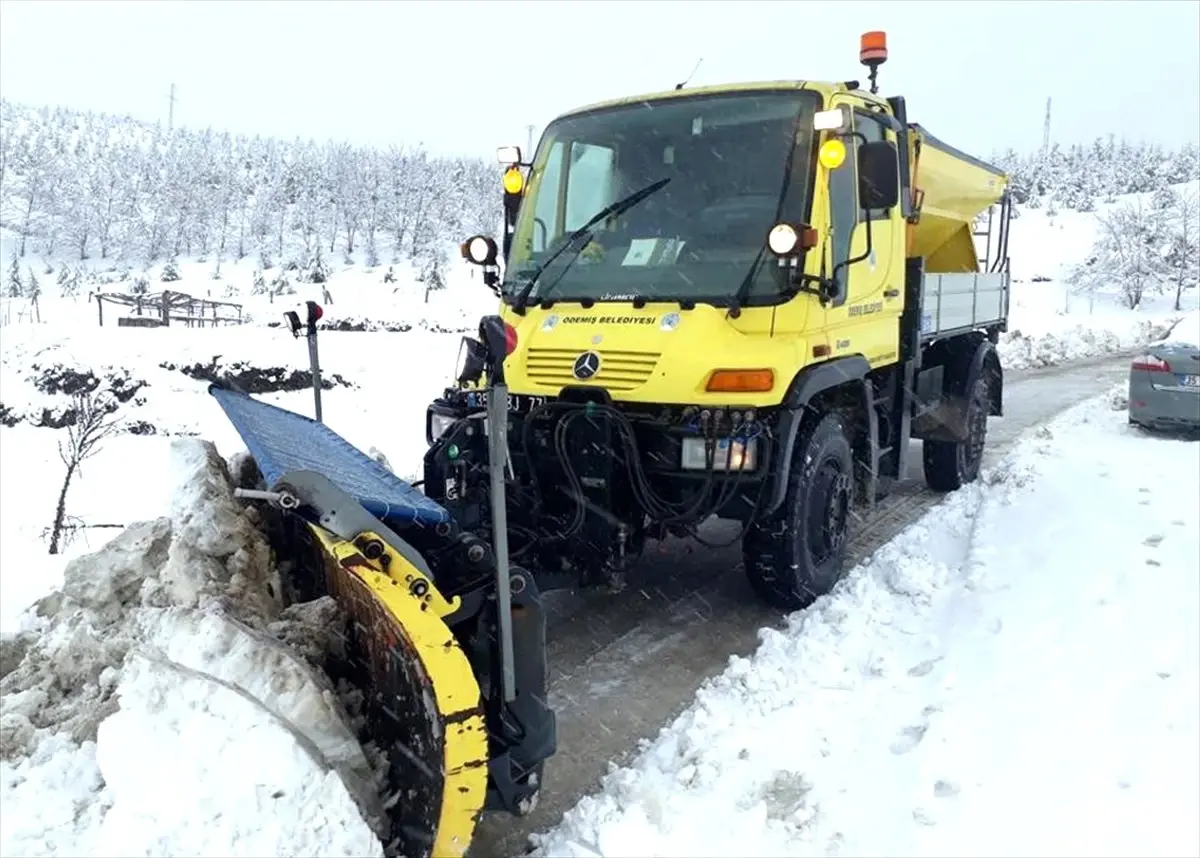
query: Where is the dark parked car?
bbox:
[1129,310,1200,433]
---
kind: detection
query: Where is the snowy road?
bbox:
[471,351,1141,857]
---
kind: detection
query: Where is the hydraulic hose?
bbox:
[515,400,773,544]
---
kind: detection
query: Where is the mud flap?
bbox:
[306,526,488,858]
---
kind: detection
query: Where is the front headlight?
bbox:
[428,411,460,444]
[680,437,759,471]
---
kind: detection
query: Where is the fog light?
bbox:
[680,437,758,471]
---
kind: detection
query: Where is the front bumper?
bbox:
[425,389,783,522]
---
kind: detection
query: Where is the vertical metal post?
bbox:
[486,382,516,702]
[307,331,323,423]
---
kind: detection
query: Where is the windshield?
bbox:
[504,89,820,307]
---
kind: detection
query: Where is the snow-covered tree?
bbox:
[59,266,82,298]
[7,256,22,298]
[1068,197,1171,309]
[1158,186,1200,311]
[992,136,1200,215]
[300,245,331,284]
[25,266,41,301]
[25,266,42,322]
[160,256,181,282]
[419,247,448,304]
[0,98,500,274]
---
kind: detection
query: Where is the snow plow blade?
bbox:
[208,384,555,858]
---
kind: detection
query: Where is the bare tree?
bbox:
[47,392,120,555]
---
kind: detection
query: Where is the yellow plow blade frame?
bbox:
[308,526,489,858]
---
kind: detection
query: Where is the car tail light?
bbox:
[1132,354,1171,372]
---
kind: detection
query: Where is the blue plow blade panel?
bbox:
[207,384,450,529]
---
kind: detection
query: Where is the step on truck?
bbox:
[210,31,1012,858]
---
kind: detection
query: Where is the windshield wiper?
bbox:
[512,177,671,314]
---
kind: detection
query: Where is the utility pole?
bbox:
[525,124,535,159]
[168,83,177,132]
[1041,96,1051,154]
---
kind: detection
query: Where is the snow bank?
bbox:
[534,387,1200,858]
[996,317,1174,370]
[0,439,383,858]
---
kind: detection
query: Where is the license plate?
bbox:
[462,392,548,412]
[1182,375,1200,389]
[507,393,547,413]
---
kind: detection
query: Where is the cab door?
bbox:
[818,94,905,366]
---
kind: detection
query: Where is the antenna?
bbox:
[168,83,177,132]
[674,58,704,91]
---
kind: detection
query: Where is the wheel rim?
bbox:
[806,462,852,566]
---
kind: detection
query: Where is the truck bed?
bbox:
[918,270,1010,341]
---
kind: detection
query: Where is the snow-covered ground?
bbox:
[1,440,386,857]
[0,182,1197,857]
[533,388,1200,858]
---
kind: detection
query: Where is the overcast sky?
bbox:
[1,0,1196,161]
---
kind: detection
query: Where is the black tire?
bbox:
[742,412,855,612]
[923,374,989,492]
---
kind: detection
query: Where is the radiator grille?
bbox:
[524,348,661,392]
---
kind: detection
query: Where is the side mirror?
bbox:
[478,315,514,385]
[497,145,523,165]
[283,301,323,338]
[455,336,488,385]
[858,140,900,210]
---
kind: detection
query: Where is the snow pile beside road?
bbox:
[997,317,1174,370]
[534,386,1199,858]
[0,439,383,858]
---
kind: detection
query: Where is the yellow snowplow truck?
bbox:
[211,31,1011,858]
[435,30,1011,605]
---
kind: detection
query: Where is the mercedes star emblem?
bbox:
[572,351,602,380]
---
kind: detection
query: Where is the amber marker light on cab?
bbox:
[706,369,775,393]
[819,138,846,170]
[503,167,525,195]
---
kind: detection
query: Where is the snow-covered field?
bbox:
[533,387,1200,858]
[0,183,1197,858]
